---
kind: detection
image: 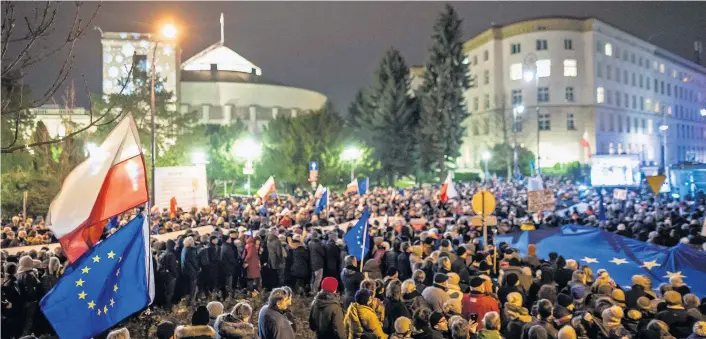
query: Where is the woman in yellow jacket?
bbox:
[344,289,389,339]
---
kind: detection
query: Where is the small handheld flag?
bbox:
[343,206,370,260]
[345,178,359,196]
[358,177,369,195]
[315,188,328,214]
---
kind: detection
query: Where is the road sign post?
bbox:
[471,190,497,249]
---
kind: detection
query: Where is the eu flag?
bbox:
[358,177,369,195]
[496,225,706,297]
[344,206,370,260]
[315,188,328,214]
[40,214,155,339]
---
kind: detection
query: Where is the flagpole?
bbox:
[359,216,368,273]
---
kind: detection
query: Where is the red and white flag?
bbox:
[579,131,592,158]
[439,171,458,203]
[47,114,148,262]
[344,178,359,196]
[256,176,277,200]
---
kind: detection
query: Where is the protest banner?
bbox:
[528,188,556,212]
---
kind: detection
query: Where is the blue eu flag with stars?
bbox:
[40,214,155,339]
[344,206,370,260]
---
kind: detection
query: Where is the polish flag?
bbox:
[579,131,592,159]
[314,184,326,199]
[345,178,359,196]
[256,176,277,200]
[439,171,458,203]
[47,114,148,262]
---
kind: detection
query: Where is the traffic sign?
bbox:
[309,161,319,182]
[646,175,666,195]
[471,190,496,216]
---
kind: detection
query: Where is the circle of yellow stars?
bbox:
[75,250,122,316]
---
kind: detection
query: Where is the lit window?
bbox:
[510,63,523,80]
[605,43,613,56]
[667,106,672,115]
[597,87,605,103]
[659,63,665,73]
[672,69,677,78]
[563,59,577,77]
[645,98,651,111]
[654,101,660,113]
[536,59,551,77]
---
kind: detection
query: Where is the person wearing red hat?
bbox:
[309,277,345,339]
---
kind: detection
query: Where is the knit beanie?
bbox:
[429,311,445,328]
[557,293,573,309]
[321,277,338,293]
[395,317,413,334]
[663,290,682,306]
[207,301,224,319]
[694,321,706,336]
[601,306,624,326]
[507,292,523,308]
[470,276,484,288]
[557,325,577,339]
[571,284,587,301]
[191,306,210,326]
[355,289,371,305]
[156,321,176,339]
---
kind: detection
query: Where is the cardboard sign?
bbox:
[527,188,556,212]
[613,188,628,200]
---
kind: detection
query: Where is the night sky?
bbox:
[15,1,706,114]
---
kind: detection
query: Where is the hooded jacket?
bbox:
[341,266,365,309]
[174,325,217,339]
[343,302,388,339]
[309,291,346,339]
[213,314,256,339]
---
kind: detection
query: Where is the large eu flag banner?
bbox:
[497,225,706,297]
[40,214,155,339]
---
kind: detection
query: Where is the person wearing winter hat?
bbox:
[207,301,225,327]
[656,290,691,338]
[497,273,522,306]
[214,302,256,339]
[601,306,630,339]
[557,293,575,312]
[611,289,627,308]
[422,273,450,313]
[343,289,388,339]
[156,321,176,339]
[175,305,217,338]
[390,317,413,339]
[503,292,532,339]
[690,321,706,339]
[522,299,557,339]
[462,276,500,328]
[429,311,449,336]
[309,277,345,339]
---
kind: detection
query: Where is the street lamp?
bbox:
[700,108,706,117]
[660,123,669,170]
[512,105,525,178]
[482,151,491,181]
[232,138,261,195]
[150,22,178,206]
[341,146,362,181]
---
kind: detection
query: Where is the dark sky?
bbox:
[15,1,706,113]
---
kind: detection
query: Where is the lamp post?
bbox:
[512,105,525,178]
[523,53,540,175]
[659,122,669,170]
[341,147,362,182]
[150,23,178,205]
[232,138,261,195]
[482,151,491,181]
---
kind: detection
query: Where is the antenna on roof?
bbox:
[220,13,224,45]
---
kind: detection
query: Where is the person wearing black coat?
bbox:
[159,239,180,308]
[397,244,412,281]
[181,237,201,303]
[2,262,23,339]
[451,247,471,285]
[383,281,413,335]
[340,256,365,310]
[309,283,345,339]
[324,233,341,280]
[290,239,311,296]
[220,235,239,299]
[16,256,43,336]
[384,243,400,275]
[308,233,326,293]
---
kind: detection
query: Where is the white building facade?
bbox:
[459,17,706,172]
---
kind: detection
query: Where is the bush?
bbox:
[454,171,481,182]
[1,169,60,217]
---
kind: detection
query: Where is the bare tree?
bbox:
[1,1,132,153]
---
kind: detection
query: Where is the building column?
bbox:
[202,104,210,123]
[249,106,257,133]
[224,104,233,124]
[272,107,279,119]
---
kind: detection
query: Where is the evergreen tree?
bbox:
[418,4,470,180]
[367,48,419,185]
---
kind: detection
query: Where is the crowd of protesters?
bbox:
[2,177,706,339]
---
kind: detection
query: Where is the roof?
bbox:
[181,70,283,86]
[181,42,262,75]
